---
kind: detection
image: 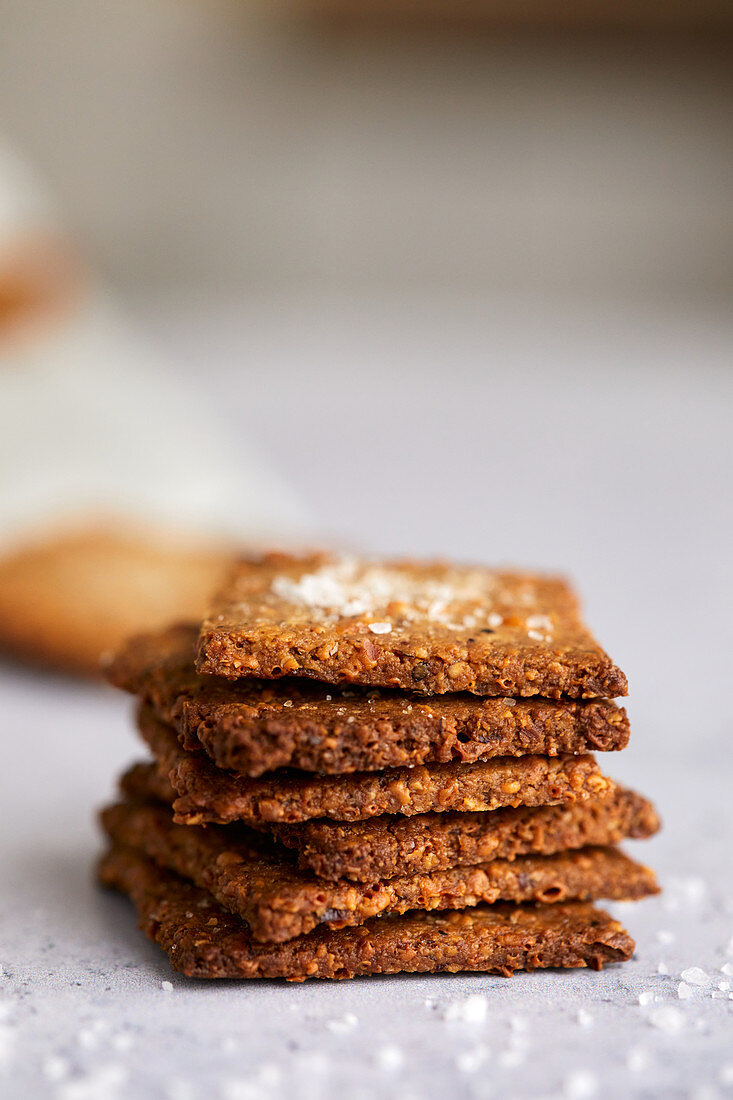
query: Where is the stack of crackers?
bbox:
[99,553,659,981]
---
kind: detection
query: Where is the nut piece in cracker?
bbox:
[197,552,627,697]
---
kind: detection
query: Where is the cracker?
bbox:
[110,625,628,777]
[273,787,661,882]
[197,553,627,697]
[120,762,659,884]
[98,845,636,980]
[138,708,612,825]
[101,797,659,943]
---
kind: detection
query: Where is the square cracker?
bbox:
[197,553,627,697]
[101,792,658,943]
[99,845,636,980]
[108,625,629,778]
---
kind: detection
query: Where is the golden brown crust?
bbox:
[101,797,658,943]
[109,625,628,777]
[0,528,233,676]
[273,787,661,882]
[121,762,659,884]
[98,845,636,980]
[197,553,627,698]
[138,707,612,825]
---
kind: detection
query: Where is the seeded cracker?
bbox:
[138,707,612,825]
[121,761,659,883]
[101,796,659,942]
[196,553,627,697]
[98,846,636,980]
[108,625,629,777]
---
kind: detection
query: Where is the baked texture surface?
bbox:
[98,845,636,980]
[197,553,627,698]
[273,787,661,882]
[110,625,629,777]
[139,708,612,825]
[101,796,657,942]
[121,762,659,883]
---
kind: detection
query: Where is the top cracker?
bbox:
[197,553,627,698]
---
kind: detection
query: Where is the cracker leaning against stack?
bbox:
[99,552,660,981]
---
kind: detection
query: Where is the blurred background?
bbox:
[2,7,733,1097]
[0,0,731,720]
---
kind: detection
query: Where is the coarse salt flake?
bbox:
[375,1046,403,1072]
[626,1047,650,1073]
[368,622,392,634]
[680,967,709,987]
[562,1069,597,1099]
[455,1047,488,1074]
[649,1006,684,1032]
[161,980,173,992]
[677,982,692,1000]
[444,995,488,1024]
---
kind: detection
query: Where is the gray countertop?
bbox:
[2,293,732,1100]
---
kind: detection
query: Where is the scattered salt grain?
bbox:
[77,1027,99,1050]
[58,1063,126,1100]
[677,982,692,1000]
[368,622,392,634]
[509,1015,528,1033]
[649,1006,685,1033]
[455,1047,488,1074]
[681,967,709,987]
[721,963,733,976]
[562,1069,597,1098]
[112,1033,134,1052]
[657,930,675,945]
[657,962,669,975]
[718,982,731,992]
[725,936,733,958]
[375,1046,404,1072]
[326,1012,358,1033]
[43,1056,69,1082]
[444,995,488,1024]
[576,1010,593,1028]
[282,700,293,707]
[498,1048,525,1069]
[719,1065,733,1086]
[165,1083,195,1100]
[638,990,655,1006]
[626,1047,650,1073]
[0,1002,11,1022]
[161,980,173,992]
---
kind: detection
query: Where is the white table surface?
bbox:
[2,293,732,1100]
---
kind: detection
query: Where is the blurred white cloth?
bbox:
[0,145,310,551]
